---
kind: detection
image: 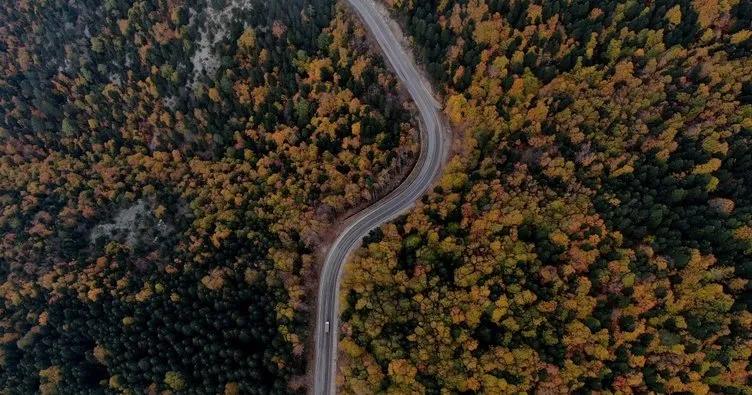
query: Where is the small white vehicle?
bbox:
[325,321,330,333]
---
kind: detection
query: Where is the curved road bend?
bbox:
[313,0,450,394]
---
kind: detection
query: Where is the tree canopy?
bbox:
[339,0,752,393]
[0,0,418,393]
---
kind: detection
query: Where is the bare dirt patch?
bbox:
[89,199,171,248]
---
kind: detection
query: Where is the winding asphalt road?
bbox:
[313,0,450,394]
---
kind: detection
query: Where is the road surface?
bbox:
[313,0,450,393]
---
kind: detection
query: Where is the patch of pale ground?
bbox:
[189,0,254,88]
[90,199,171,247]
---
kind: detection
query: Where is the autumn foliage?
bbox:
[339,0,752,393]
[0,0,417,393]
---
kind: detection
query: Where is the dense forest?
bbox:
[0,0,419,393]
[340,0,752,393]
